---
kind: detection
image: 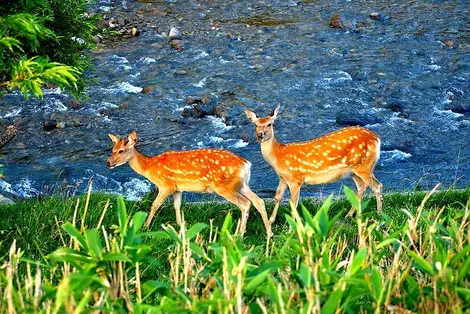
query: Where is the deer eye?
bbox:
[118,149,124,154]
[267,123,272,127]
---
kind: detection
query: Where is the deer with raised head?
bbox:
[245,105,382,223]
[107,131,270,236]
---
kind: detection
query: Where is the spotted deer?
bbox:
[245,105,382,223]
[107,131,270,236]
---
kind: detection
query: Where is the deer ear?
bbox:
[108,133,120,144]
[270,104,280,120]
[245,109,258,123]
[127,131,138,146]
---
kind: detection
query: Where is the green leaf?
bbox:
[142,280,170,296]
[117,196,128,235]
[75,289,92,314]
[376,238,399,250]
[185,223,208,240]
[321,287,343,314]
[131,212,148,233]
[344,186,360,212]
[221,213,233,235]
[302,205,315,229]
[48,248,94,266]
[456,287,470,298]
[450,243,470,267]
[370,268,383,302]
[457,254,470,283]
[285,215,297,233]
[164,225,182,244]
[408,251,435,275]
[245,269,271,293]
[313,203,329,238]
[102,252,130,262]
[84,229,103,258]
[266,278,282,313]
[62,222,87,249]
[297,264,313,288]
[349,248,367,275]
[189,243,207,259]
[319,194,334,212]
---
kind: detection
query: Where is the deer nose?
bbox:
[107,160,112,168]
[257,132,264,139]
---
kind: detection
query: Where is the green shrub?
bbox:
[0,0,98,99]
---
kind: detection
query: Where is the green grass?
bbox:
[0,187,469,312]
[1,188,469,260]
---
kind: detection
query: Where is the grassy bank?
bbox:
[0,187,469,312]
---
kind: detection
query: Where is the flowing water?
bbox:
[1,0,469,200]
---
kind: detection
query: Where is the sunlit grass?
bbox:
[0,186,469,312]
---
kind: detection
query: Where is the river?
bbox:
[1,0,469,201]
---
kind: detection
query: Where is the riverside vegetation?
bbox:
[0,0,99,99]
[0,185,469,313]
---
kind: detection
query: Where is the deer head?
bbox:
[107,131,138,169]
[245,105,280,143]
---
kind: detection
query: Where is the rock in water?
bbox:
[335,111,383,126]
[0,194,14,205]
[43,120,58,131]
[170,39,183,51]
[131,27,140,36]
[0,125,17,149]
[329,14,357,30]
[330,14,344,28]
[369,12,387,22]
[181,94,219,118]
[168,27,182,41]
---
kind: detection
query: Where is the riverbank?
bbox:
[1,187,469,259]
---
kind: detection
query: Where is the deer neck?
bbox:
[128,149,152,176]
[260,135,281,165]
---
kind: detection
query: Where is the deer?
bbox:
[245,105,382,224]
[107,131,271,237]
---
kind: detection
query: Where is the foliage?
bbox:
[0,187,469,312]
[0,0,98,99]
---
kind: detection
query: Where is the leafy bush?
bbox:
[0,0,98,99]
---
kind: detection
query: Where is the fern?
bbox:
[0,0,98,100]
[0,13,55,51]
[0,37,23,54]
[7,56,79,99]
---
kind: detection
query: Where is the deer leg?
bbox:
[287,181,301,209]
[271,179,287,224]
[353,170,383,215]
[370,175,383,214]
[173,191,183,226]
[215,188,251,235]
[241,186,271,237]
[348,174,367,217]
[145,188,173,227]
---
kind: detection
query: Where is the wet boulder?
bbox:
[444,103,470,114]
[0,125,17,149]
[369,12,387,22]
[181,95,219,118]
[131,27,140,37]
[168,27,182,41]
[168,27,183,51]
[336,110,383,127]
[0,194,14,205]
[43,113,99,131]
[330,13,357,30]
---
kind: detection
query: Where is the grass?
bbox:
[0,185,469,313]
